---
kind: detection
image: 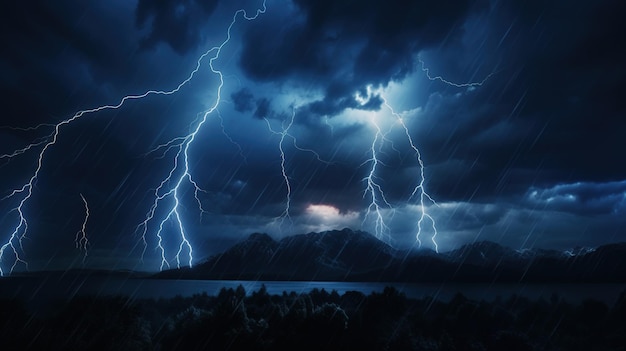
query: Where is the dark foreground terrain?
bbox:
[2,285,625,351]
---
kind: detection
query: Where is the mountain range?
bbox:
[156,228,626,283]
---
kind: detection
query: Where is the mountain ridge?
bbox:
[155,228,626,283]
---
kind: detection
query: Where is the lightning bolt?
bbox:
[0,132,55,162]
[1,1,267,275]
[418,56,496,88]
[407,57,495,251]
[264,109,296,229]
[358,54,493,251]
[361,114,394,241]
[76,193,90,265]
[135,2,267,270]
[0,2,498,275]
[381,95,439,252]
[357,57,495,252]
[356,85,406,241]
[263,107,335,230]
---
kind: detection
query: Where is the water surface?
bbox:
[2,276,624,310]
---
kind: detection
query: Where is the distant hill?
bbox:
[156,229,626,283]
[157,228,396,280]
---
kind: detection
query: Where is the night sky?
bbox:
[1,0,625,272]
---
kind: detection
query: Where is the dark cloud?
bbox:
[0,1,121,125]
[135,0,219,54]
[2,0,626,271]
[0,0,199,129]
[367,0,626,205]
[253,98,271,118]
[238,0,480,118]
[231,88,254,112]
[526,181,626,216]
[437,202,507,232]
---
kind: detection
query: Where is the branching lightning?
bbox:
[381,96,439,252]
[355,85,406,241]
[263,107,335,230]
[1,71,202,276]
[356,54,493,250]
[418,56,496,88]
[0,132,55,161]
[264,109,296,229]
[135,2,267,270]
[0,2,498,275]
[360,114,394,241]
[1,1,267,274]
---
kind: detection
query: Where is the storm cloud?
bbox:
[135,0,220,54]
[1,0,625,271]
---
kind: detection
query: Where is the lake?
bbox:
[2,275,624,312]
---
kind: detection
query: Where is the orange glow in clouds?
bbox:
[306,204,341,218]
[305,204,359,224]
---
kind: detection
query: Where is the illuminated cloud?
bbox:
[526,181,626,215]
[305,204,359,228]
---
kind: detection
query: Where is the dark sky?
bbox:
[1,0,625,272]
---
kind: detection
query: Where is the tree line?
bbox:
[2,285,625,350]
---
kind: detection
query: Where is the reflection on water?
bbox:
[1,276,625,308]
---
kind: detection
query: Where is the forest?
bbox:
[2,285,625,350]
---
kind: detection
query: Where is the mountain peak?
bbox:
[246,232,275,243]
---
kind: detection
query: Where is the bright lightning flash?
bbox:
[360,114,395,241]
[264,110,295,228]
[0,2,267,275]
[357,55,494,251]
[0,3,495,275]
[381,95,439,252]
[135,3,267,270]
